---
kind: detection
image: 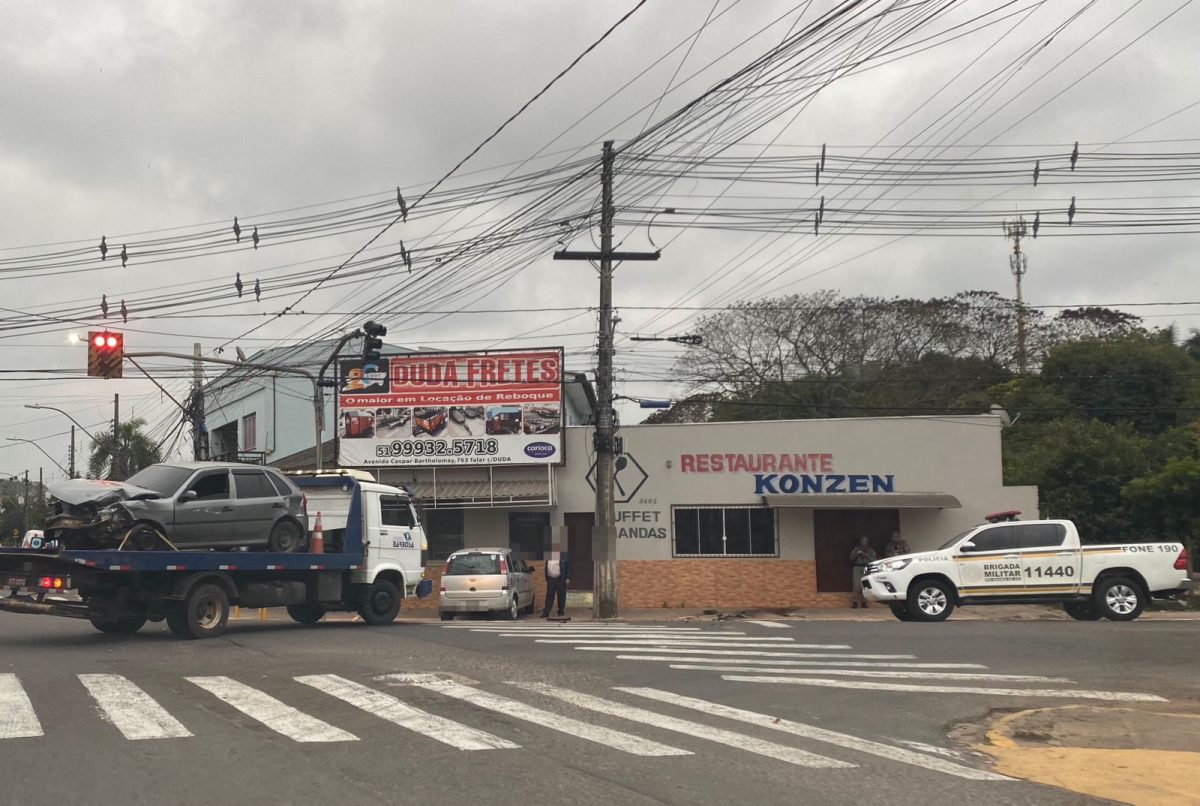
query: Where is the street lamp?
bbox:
[24,404,95,478]
[5,438,69,477]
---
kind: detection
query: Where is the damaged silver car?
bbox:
[45,462,309,552]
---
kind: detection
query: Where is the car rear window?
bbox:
[234,471,276,499]
[446,554,500,575]
[265,472,294,497]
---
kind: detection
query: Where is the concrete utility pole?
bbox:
[553,140,659,619]
[1003,217,1030,375]
[23,470,29,535]
[192,343,207,460]
[113,393,121,480]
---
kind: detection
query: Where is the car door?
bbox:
[172,470,238,546]
[508,552,532,608]
[376,493,419,573]
[953,525,1023,598]
[232,470,282,544]
[1016,523,1080,596]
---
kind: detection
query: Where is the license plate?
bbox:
[5,576,26,589]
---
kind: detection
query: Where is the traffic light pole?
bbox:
[553,140,659,619]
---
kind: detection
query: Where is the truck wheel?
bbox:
[286,603,326,625]
[357,579,401,625]
[268,520,303,553]
[167,583,231,639]
[889,604,916,622]
[1094,576,1144,621]
[1063,601,1103,621]
[906,579,955,622]
[89,612,147,634]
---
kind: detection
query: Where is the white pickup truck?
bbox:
[861,514,1192,622]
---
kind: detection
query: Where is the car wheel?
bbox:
[89,611,147,635]
[357,579,401,625]
[1094,576,1144,621]
[286,603,326,625]
[1063,601,1103,621]
[440,612,454,621]
[507,595,520,621]
[906,579,955,622]
[889,604,915,622]
[122,523,167,551]
[268,519,303,553]
[168,583,231,640]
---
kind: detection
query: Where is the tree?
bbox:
[88,418,161,481]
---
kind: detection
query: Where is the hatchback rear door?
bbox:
[442,552,504,601]
[232,469,282,543]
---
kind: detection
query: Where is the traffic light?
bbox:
[362,320,386,363]
[87,331,123,379]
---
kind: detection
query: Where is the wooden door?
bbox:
[565,512,594,590]
[814,509,899,592]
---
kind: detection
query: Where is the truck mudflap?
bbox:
[416,579,433,599]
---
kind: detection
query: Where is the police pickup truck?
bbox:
[861,512,1192,622]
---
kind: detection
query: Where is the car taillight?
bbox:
[1175,548,1189,571]
[38,577,65,590]
[499,558,508,574]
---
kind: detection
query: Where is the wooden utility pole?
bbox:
[553,140,659,618]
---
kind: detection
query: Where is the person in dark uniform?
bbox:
[541,548,570,618]
[885,530,910,558]
[849,536,877,609]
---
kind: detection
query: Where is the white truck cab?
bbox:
[862,512,1191,622]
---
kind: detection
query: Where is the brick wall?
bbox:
[408,559,850,612]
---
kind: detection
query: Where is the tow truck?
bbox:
[0,471,431,639]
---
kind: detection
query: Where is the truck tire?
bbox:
[89,612,147,635]
[1094,576,1144,621]
[906,579,955,622]
[286,603,326,625]
[167,583,231,639]
[889,604,916,622]
[268,520,304,553]
[357,579,401,625]
[1063,601,1103,621]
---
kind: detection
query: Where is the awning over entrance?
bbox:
[410,478,551,508]
[762,492,961,509]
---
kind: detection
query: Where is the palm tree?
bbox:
[88,418,162,481]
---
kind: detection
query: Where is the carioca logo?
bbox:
[524,442,556,459]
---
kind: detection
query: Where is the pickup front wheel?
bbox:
[906,580,955,622]
[1094,576,1144,621]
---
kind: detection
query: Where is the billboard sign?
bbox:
[336,348,564,467]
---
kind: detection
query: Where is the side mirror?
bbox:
[180,490,198,502]
[959,541,976,553]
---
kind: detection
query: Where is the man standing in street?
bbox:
[541,545,570,619]
[849,536,876,609]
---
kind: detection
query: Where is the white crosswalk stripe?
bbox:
[79,674,192,740]
[513,681,853,769]
[187,676,359,742]
[382,674,691,757]
[745,620,792,629]
[618,687,1010,781]
[610,652,987,668]
[297,674,518,751]
[537,639,901,651]
[661,664,1073,682]
[719,675,1168,702]
[441,624,705,631]
[577,646,952,662]
[0,673,42,739]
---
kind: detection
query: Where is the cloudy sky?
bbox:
[3,0,1199,478]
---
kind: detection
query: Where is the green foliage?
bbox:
[87,418,162,481]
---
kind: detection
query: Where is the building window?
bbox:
[242,414,257,451]
[427,508,464,561]
[509,512,551,559]
[673,506,777,558]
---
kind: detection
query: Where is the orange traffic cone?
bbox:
[311,511,324,554]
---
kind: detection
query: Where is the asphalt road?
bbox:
[2,611,1196,806]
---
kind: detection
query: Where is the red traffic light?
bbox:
[105,335,118,348]
[93,334,106,348]
[86,330,124,378]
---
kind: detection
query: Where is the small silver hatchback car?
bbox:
[439,547,534,621]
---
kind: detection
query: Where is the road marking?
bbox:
[78,674,192,740]
[381,674,689,757]
[620,687,1010,781]
[536,635,795,642]
[661,664,1072,683]
[186,676,358,742]
[745,620,792,629]
[440,624,704,631]
[513,681,853,768]
[568,643,916,657]
[539,639,881,651]
[610,653,988,668]
[889,738,972,761]
[296,674,517,751]
[0,674,42,739]
[719,676,1168,702]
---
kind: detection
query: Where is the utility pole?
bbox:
[553,140,659,619]
[22,470,29,535]
[113,393,120,480]
[69,425,76,479]
[1003,217,1029,375]
[192,342,207,460]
